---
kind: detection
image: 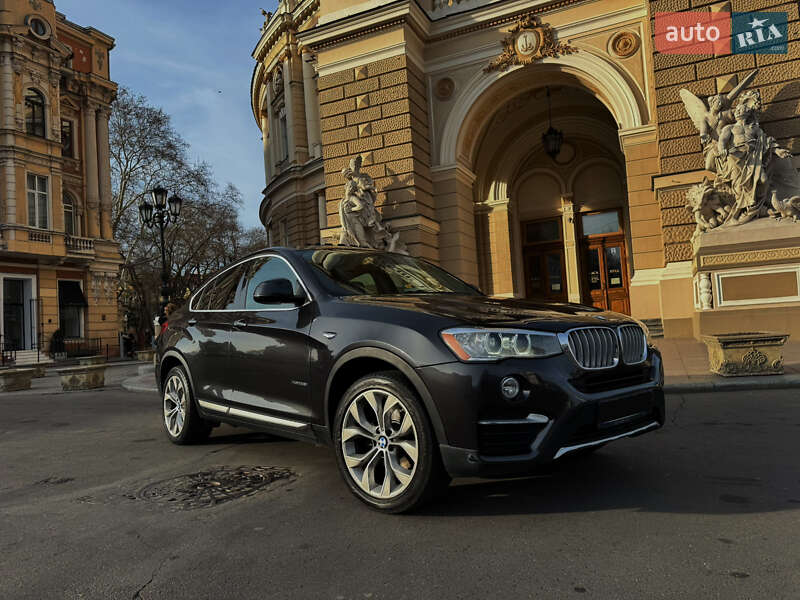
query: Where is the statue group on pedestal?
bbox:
[681,69,800,239]
[338,155,407,254]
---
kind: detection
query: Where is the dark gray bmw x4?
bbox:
[156,246,665,513]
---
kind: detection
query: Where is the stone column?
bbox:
[265,77,277,177]
[560,194,582,303]
[282,53,297,161]
[1,42,17,230]
[83,101,100,239]
[301,51,321,159]
[260,113,271,185]
[478,198,514,297]
[96,106,113,240]
[432,163,479,285]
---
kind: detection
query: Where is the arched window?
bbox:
[63,192,75,235]
[25,89,45,137]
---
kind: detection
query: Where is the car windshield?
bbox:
[300,249,481,296]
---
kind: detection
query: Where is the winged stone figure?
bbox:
[679,69,758,172]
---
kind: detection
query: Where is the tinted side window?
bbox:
[193,265,244,311]
[244,257,303,310]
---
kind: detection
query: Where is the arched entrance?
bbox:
[433,55,658,315]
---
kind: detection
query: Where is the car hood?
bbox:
[340,294,636,333]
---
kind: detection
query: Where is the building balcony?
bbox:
[0,225,96,261]
[65,234,95,255]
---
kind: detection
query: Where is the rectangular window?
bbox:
[64,202,74,235]
[524,219,561,244]
[26,174,49,229]
[278,107,289,161]
[581,211,621,237]
[57,280,86,339]
[61,120,74,158]
[279,219,288,246]
[318,194,327,231]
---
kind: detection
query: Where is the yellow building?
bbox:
[251,0,799,339]
[0,0,120,360]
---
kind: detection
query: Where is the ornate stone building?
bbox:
[251,0,799,339]
[0,0,120,358]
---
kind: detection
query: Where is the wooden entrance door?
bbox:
[524,247,567,302]
[580,210,631,314]
[521,218,567,302]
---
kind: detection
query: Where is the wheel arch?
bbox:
[159,350,193,394]
[324,347,448,445]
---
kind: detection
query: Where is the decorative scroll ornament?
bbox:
[338,155,407,254]
[485,15,578,73]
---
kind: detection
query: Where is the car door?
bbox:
[186,263,245,404]
[226,255,314,424]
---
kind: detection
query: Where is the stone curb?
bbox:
[665,374,800,393]
[121,375,158,394]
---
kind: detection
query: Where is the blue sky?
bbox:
[56,0,279,228]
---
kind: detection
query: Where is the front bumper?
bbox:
[417,349,665,478]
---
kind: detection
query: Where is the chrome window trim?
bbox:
[617,324,648,365]
[188,253,313,313]
[554,421,659,459]
[559,326,621,370]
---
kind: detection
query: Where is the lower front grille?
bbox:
[478,422,547,457]
[571,366,652,394]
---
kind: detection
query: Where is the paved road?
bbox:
[1,382,798,599]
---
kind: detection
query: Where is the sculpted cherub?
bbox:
[685,177,733,236]
[679,69,758,172]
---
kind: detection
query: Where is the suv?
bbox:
[157,247,664,512]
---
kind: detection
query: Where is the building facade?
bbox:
[0,0,120,358]
[251,0,799,339]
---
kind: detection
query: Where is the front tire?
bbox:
[333,372,449,513]
[162,366,212,445]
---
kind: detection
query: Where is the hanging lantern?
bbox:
[542,87,564,159]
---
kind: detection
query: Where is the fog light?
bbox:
[500,376,520,399]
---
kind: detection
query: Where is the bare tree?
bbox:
[110,87,264,342]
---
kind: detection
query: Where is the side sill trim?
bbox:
[228,406,307,429]
[553,421,660,459]
[197,399,228,414]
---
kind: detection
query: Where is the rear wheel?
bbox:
[162,366,212,444]
[333,372,449,513]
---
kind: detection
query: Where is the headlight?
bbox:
[440,327,563,362]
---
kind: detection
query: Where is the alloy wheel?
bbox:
[163,374,187,437]
[341,388,419,499]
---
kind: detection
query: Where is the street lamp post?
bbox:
[138,186,183,317]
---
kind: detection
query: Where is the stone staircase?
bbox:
[641,318,664,339]
[9,349,53,366]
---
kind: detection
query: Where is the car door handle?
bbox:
[233,319,247,328]
[187,319,197,326]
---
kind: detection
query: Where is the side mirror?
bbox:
[253,278,304,306]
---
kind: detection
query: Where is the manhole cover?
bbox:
[137,466,294,510]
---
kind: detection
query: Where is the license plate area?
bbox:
[597,394,651,428]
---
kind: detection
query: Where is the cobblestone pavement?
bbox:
[1,385,798,599]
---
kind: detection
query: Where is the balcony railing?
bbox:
[28,230,52,243]
[65,235,95,253]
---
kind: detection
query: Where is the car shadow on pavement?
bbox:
[419,446,800,517]
[203,429,293,445]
